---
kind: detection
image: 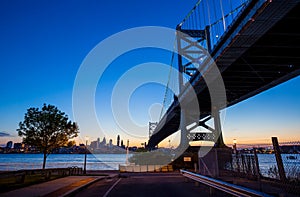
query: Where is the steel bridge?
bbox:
[148,0,300,149]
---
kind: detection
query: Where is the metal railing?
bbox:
[180,169,272,197]
[0,167,83,184]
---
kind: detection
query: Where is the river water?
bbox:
[257,153,299,178]
[0,153,299,178]
[0,154,127,171]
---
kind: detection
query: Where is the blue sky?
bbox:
[0,0,299,147]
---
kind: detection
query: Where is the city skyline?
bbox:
[0,0,299,148]
[1,134,143,150]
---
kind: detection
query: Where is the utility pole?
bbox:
[272,137,287,182]
[83,136,89,175]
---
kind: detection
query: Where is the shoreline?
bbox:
[0,169,120,173]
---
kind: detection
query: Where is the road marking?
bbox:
[132,175,182,178]
[103,178,122,197]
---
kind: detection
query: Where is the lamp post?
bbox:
[233,139,237,154]
[125,139,129,165]
[83,136,89,175]
[233,138,240,173]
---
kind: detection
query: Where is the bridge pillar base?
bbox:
[198,147,232,178]
[212,109,227,148]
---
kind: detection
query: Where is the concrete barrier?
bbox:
[140,165,147,172]
[147,165,155,172]
[119,164,173,172]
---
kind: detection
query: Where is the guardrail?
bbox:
[180,170,272,197]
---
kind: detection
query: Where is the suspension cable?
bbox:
[178,0,202,28]
[220,0,226,31]
[159,39,177,120]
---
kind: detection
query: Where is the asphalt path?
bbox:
[72,172,229,197]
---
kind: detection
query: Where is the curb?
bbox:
[61,174,118,197]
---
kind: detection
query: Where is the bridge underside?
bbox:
[148,1,300,148]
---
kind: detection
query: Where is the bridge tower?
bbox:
[148,122,158,149]
[149,122,158,139]
[176,25,225,148]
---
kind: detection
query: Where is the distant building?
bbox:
[121,140,125,149]
[97,138,100,148]
[280,145,300,153]
[101,137,107,146]
[117,135,120,146]
[58,147,71,154]
[109,139,113,147]
[90,141,98,150]
[6,141,13,149]
[13,143,22,150]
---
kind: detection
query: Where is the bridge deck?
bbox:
[148,0,300,148]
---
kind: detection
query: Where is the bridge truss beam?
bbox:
[184,108,225,147]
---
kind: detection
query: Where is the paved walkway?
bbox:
[73,172,226,197]
[3,171,297,197]
[1,175,116,197]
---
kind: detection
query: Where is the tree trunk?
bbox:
[43,153,47,169]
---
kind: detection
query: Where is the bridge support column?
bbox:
[178,109,190,154]
[197,109,230,178]
[172,108,192,159]
[212,109,225,148]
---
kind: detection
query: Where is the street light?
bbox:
[233,139,237,154]
[233,139,240,172]
[83,136,89,175]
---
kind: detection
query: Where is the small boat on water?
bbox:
[286,155,297,160]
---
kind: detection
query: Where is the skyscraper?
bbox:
[117,135,120,146]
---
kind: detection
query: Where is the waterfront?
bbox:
[258,153,299,178]
[0,154,128,171]
[0,153,299,177]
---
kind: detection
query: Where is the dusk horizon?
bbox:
[0,0,299,149]
[1,1,299,196]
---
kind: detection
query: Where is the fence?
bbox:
[223,137,300,195]
[230,153,259,180]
